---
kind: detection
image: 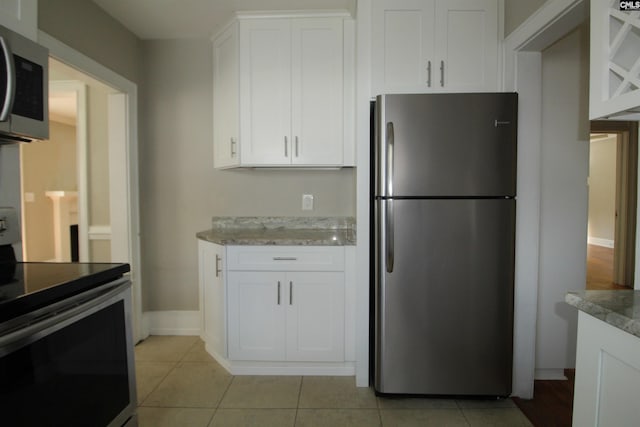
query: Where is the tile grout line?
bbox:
[294,375,304,425]
[135,359,179,407]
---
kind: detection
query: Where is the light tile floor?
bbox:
[135,336,533,427]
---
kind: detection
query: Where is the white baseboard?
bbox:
[143,310,200,336]
[535,369,568,380]
[587,237,614,248]
[228,361,356,376]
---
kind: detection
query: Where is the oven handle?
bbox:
[0,278,131,355]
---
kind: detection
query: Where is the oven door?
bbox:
[0,278,137,427]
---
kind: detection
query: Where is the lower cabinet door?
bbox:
[285,272,345,362]
[227,271,287,360]
[227,270,345,362]
[199,240,227,357]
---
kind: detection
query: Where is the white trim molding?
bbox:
[88,225,112,240]
[143,311,201,336]
[587,237,615,248]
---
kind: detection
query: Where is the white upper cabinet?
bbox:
[372,0,499,94]
[212,12,354,168]
[0,0,37,40]
[590,0,640,119]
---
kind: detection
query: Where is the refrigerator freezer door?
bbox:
[375,198,515,396]
[376,93,517,198]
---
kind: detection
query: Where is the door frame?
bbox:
[502,0,588,398]
[37,31,143,342]
[590,120,638,287]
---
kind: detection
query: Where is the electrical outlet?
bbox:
[302,194,314,211]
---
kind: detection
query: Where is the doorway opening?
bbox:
[586,120,638,290]
[20,58,117,263]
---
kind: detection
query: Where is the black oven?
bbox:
[0,278,137,426]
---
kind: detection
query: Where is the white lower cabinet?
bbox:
[199,241,350,374]
[228,271,344,362]
[573,311,640,426]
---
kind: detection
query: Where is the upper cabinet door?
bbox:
[590,0,640,119]
[239,19,292,166]
[372,0,499,94]
[213,21,240,168]
[291,18,344,166]
[372,0,435,95]
[434,0,498,92]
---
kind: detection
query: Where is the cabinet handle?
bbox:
[284,136,288,157]
[215,254,222,277]
[440,60,444,87]
[295,136,299,157]
[277,281,281,305]
[273,257,297,261]
[427,60,431,87]
[230,137,237,157]
[289,281,293,305]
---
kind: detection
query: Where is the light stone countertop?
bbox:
[565,290,640,339]
[196,216,356,246]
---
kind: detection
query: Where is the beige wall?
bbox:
[38,0,141,83]
[588,136,617,242]
[139,39,356,311]
[21,121,77,261]
[536,24,589,374]
[504,0,548,37]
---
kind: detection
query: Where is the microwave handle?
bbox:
[0,36,15,121]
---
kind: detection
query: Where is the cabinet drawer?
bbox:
[227,246,345,271]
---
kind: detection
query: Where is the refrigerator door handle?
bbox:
[385,199,394,273]
[386,122,394,197]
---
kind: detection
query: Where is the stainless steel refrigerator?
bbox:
[372,93,517,397]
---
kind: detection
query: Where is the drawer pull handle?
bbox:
[289,281,293,305]
[273,257,297,261]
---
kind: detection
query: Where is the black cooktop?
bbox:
[0,262,130,324]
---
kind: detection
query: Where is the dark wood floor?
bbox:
[512,370,575,427]
[513,244,628,426]
[585,244,628,290]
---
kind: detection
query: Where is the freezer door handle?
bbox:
[386,199,394,273]
[386,122,394,197]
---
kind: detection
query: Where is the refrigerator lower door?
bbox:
[374,198,515,396]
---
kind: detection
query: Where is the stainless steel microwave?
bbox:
[0,25,48,143]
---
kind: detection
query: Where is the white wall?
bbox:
[588,136,617,244]
[139,39,356,311]
[504,0,548,37]
[535,24,590,379]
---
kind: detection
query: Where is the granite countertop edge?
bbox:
[196,216,356,246]
[565,290,640,339]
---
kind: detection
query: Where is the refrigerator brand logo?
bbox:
[619,1,640,10]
